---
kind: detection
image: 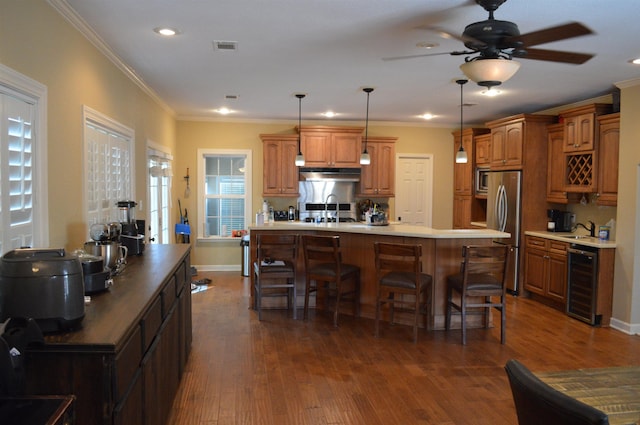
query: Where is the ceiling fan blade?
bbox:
[412,0,477,29]
[382,50,472,62]
[507,22,593,48]
[419,25,487,48]
[514,47,594,64]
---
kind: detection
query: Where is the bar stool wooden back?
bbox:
[253,234,299,320]
[374,242,433,343]
[445,244,510,345]
[301,235,360,327]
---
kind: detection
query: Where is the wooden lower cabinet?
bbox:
[453,195,472,229]
[524,236,568,309]
[25,245,192,425]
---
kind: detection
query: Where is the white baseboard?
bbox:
[609,317,640,335]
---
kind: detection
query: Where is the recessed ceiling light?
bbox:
[153,27,180,36]
[630,58,640,65]
[322,111,337,118]
[416,42,439,49]
[419,113,435,120]
[481,88,502,97]
[214,107,233,115]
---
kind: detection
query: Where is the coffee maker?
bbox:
[117,200,145,255]
[547,209,572,232]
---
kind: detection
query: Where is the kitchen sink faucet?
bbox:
[325,193,339,224]
[575,220,596,237]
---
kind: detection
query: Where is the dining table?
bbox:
[536,366,640,425]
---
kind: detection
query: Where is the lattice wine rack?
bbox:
[565,153,594,190]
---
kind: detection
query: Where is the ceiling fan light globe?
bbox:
[460,59,520,87]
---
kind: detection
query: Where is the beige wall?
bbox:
[0,0,176,250]
[176,120,454,266]
[613,82,640,327]
[3,0,640,330]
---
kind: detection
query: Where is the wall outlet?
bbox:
[570,213,576,224]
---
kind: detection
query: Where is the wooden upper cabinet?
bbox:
[474,133,491,167]
[299,126,363,168]
[563,113,595,152]
[489,121,523,169]
[358,137,396,196]
[260,134,299,197]
[486,114,555,171]
[546,123,569,204]
[596,113,620,206]
[560,104,612,153]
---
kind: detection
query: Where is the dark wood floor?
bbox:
[168,271,640,425]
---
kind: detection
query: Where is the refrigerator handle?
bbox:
[497,184,507,232]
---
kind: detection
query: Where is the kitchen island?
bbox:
[24,244,192,425]
[249,222,510,329]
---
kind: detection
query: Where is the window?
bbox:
[0,64,48,255]
[83,106,134,231]
[197,149,251,239]
[148,145,172,244]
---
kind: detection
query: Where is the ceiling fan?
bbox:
[384,0,595,85]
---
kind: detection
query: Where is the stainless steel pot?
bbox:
[84,241,127,271]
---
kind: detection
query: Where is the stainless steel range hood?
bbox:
[299,167,361,182]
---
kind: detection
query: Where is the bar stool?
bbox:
[301,234,360,327]
[253,234,299,320]
[374,242,433,343]
[445,244,510,345]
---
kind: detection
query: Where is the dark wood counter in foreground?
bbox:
[25,244,192,425]
[249,223,510,329]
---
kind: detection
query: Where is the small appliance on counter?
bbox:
[74,250,113,294]
[85,222,128,276]
[547,209,573,232]
[117,200,145,255]
[0,248,85,333]
[272,210,289,221]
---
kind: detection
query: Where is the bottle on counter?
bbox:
[262,200,269,224]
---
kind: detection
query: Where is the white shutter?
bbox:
[84,117,133,227]
[0,91,35,252]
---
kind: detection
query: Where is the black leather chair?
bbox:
[504,359,610,425]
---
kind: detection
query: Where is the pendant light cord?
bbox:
[296,94,305,154]
[456,79,467,150]
[363,88,373,153]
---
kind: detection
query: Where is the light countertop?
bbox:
[525,230,616,249]
[249,221,510,239]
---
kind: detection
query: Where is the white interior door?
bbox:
[395,154,433,226]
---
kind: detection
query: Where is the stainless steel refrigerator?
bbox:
[486,170,522,294]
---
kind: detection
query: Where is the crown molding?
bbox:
[47,0,175,117]
[615,78,640,89]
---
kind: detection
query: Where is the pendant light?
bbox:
[360,88,374,165]
[455,79,468,164]
[295,93,306,166]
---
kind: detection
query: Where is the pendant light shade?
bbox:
[295,93,306,167]
[455,79,468,164]
[460,58,520,89]
[360,87,374,165]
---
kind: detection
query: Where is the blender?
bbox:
[118,200,145,255]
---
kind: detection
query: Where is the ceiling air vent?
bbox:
[213,40,238,51]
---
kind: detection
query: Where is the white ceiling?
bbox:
[55,0,640,126]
